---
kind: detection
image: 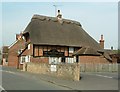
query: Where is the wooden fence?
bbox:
[80,63,118,72]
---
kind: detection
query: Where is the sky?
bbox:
[118,2,120,49]
[0,1,119,50]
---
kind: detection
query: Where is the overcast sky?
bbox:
[1,1,119,50]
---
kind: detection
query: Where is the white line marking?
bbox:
[2,70,15,75]
[96,74,113,79]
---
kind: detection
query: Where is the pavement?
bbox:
[1,66,119,90]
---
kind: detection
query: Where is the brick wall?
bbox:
[23,62,80,81]
[79,56,109,64]
[8,39,25,68]
[31,57,49,63]
[79,56,117,72]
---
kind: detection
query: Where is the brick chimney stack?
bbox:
[57,10,63,24]
[57,10,62,19]
[16,33,22,40]
[99,34,104,49]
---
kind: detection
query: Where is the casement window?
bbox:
[33,45,39,57]
[20,55,30,64]
[20,56,25,64]
[69,47,74,53]
[33,45,43,57]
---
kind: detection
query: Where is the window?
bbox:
[34,45,39,56]
[20,56,25,64]
[28,44,30,50]
[33,45,44,57]
[69,47,74,53]
[20,56,30,64]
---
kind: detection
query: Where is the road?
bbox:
[1,66,70,91]
[0,66,119,91]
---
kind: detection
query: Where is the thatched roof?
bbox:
[23,14,101,50]
[23,14,112,61]
[73,47,112,61]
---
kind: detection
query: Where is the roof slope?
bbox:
[23,15,101,50]
[73,47,100,55]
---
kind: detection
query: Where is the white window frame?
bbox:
[28,44,30,50]
[25,55,31,62]
[20,56,26,64]
[69,47,74,53]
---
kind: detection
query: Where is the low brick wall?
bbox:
[23,62,80,81]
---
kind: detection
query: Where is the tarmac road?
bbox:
[0,66,119,91]
[1,66,70,91]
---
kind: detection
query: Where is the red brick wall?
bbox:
[110,55,118,63]
[8,39,25,68]
[79,56,109,64]
[111,57,117,63]
[31,57,49,63]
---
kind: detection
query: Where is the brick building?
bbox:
[8,34,25,68]
[8,10,112,68]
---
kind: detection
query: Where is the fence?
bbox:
[80,63,118,72]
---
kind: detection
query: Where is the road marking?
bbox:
[0,85,7,92]
[2,70,16,75]
[96,74,113,79]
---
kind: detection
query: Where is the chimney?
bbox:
[99,34,104,49]
[16,33,22,40]
[111,46,113,50]
[57,10,62,19]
